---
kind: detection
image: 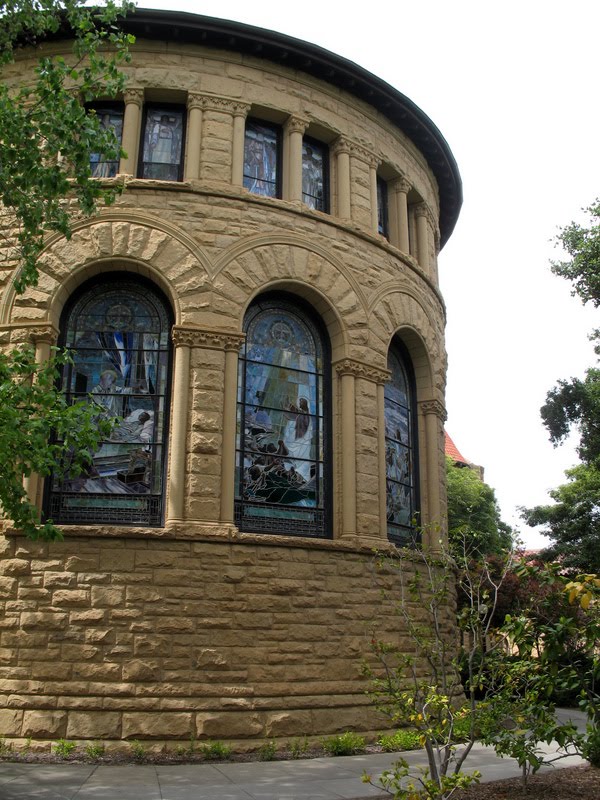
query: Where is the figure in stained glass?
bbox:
[141,108,183,181]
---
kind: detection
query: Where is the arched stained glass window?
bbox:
[236,297,330,538]
[46,278,173,526]
[385,344,419,545]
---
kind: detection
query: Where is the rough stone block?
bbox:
[66,711,121,739]
[21,710,67,738]
[122,712,192,739]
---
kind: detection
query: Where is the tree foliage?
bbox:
[521,464,600,573]
[446,457,513,555]
[0,0,134,291]
[523,201,600,568]
[0,1,133,538]
[0,347,113,539]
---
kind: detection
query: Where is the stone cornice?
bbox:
[172,325,245,351]
[333,358,390,385]
[419,399,447,421]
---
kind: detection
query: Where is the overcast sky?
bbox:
[137,1,599,546]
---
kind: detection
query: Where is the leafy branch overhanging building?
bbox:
[0,10,462,748]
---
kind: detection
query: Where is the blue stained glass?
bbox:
[243,121,279,197]
[141,107,184,181]
[89,106,124,178]
[302,139,327,211]
[385,347,416,542]
[236,299,327,536]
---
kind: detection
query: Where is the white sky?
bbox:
[137,1,599,547]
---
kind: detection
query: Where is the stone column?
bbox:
[393,177,411,253]
[370,160,379,235]
[167,327,192,523]
[119,88,144,176]
[333,137,351,219]
[200,98,248,184]
[415,203,431,274]
[220,334,245,524]
[24,325,59,509]
[284,116,308,201]
[377,382,388,539]
[231,103,251,188]
[334,360,357,537]
[419,398,447,552]
[184,92,204,181]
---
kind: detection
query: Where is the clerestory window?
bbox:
[139,105,186,181]
[88,103,124,178]
[243,119,281,198]
[302,136,328,212]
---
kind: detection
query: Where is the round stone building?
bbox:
[0,10,461,749]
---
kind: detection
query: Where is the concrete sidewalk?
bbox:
[0,740,586,800]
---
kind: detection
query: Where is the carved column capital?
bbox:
[172,325,245,351]
[348,141,377,165]
[392,176,412,195]
[28,324,59,346]
[124,87,144,108]
[331,136,351,156]
[202,96,249,117]
[285,115,309,135]
[419,399,447,421]
[334,357,391,385]
[187,91,205,111]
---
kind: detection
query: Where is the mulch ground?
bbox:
[455,765,599,799]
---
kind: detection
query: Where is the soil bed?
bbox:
[455,765,598,800]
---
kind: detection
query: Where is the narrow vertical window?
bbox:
[302,137,328,212]
[88,104,124,178]
[385,345,419,544]
[377,176,389,238]
[47,278,173,526]
[243,120,281,197]
[140,105,185,181]
[236,297,330,538]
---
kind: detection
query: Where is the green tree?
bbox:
[524,201,600,567]
[446,457,513,555]
[0,1,133,538]
[521,464,600,573]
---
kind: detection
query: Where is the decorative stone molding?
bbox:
[334,358,390,385]
[28,324,59,346]
[419,399,447,421]
[172,325,245,351]
[284,115,309,135]
[202,96,250,116]
[331,136,351,157]
[348,141,377,165]
[124,87,144,107]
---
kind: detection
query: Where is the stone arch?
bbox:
[212,235,369,362]
[368,287,446,399]
[1,212,213,327]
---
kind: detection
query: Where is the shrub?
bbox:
[289,736,309,759]
[84,741,105,760]
[130,740,146,761]
[378,729,421,752]
[53,739,77,759]
[200,740,232,760]
[257,740,277,761]
[321,731,365,756]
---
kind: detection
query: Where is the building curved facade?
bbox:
[0,11,461,750]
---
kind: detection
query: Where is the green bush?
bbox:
[130,740,146,761]
[378,729,421,752]
[321,731,365,756]
[84,741,105,760]
[289,736,309,759]
[200,740,232,760]
[257,740,277,761]
[53,739,77,759]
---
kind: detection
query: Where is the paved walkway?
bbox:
[0,710,588,800]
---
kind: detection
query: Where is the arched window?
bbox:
[236,296,330,538]
[46,277,173,526]
[385,343,419,545]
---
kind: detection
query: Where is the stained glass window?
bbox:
[377,176,389,238]
[47,278,172,526]
[236,297,329,538]
[302,137,328,212]
[140,106,185,181]
[89,105,124,178]
[243,120,280,197]
[385,345,419,545]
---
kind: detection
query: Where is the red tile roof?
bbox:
[444,432,469,465]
